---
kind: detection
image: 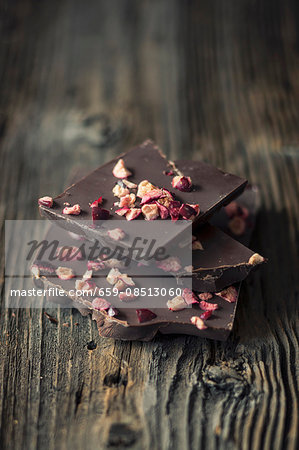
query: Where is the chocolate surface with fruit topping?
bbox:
[34,176,264,341]
[39,140,247,232]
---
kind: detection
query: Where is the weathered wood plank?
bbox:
[0,0,298,449]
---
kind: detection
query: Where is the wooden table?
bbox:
[0,1,298,449]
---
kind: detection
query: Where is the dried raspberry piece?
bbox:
[141,203,159,220]
[215,286,238,303]
[92,206,110,221]
[87,260,106,271]
[90,197,103,208]
[167,295,187,311]
[200,311,213,320]
[56,266,75,280]
[136,309,157,323]
[136,180,156,198]
[112,184,130,198]
[115,207,130,216]
[75,279,96,292]
[106,268,121,285]
[163,170,174,176]
[112,159,132,178]
[62,204,81,215]
[179,204,197,220]
[38,196,53,208]
[119,274,135,286]
[172,175,192,192]
[169,200,181,221]
[199,300,219,311]
[140,189,165,205]
[190,316,207,330]
[114,279,126,291]
[31,261,56,278]
[55,246,83,261]
[192,239,203,250]
[156,256,182,272]
[103,258,124,269]
[83,269,93,280]
[228,216,246,235]
[119,193,136,208]
[92,297,111,311]
[107,307,119,317]
[119,292,136,302]
[182,288,199,305]
[107,228,126,241]
[122,179,137,189]
[125,208,141,221]
[155,201,169,219]
[248,253,265,265]
[189,204,200,215]
[198,292,213,301]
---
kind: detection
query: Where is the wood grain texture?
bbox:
[0,0,298,449]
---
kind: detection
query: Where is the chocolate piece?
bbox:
[39,140,247,232]
[35,182,261,341]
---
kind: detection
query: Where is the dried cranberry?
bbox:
[38,196,53,208]
[179,204,197,220]
[155,201,169,219]
[141,203,159,220]
[87,260,106,271]
[200,310,212,320]
[199,300,219,311]
[115,207,130,216]
[92,206,110,221]
[136,309,157,323]
[172,176,192,192]
[169,200,181,221]
[182,288,199,305]
[62,204,81,215]
[92,298,111,311]
[216,286,238,303]
[125,208,141,221]
[90,197,103,208]
[140,189,165,205]
[163,170,174,176]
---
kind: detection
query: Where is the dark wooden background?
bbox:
[0,0,298,449]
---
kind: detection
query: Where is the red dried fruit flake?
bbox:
[56,266,75,280]
[163,170,174,176]
[38,196,53,208]
[55,246,83,261]
[248,253,265,265]
[216,286,238,303]
[125,208,141,221]
[190,316,207,330]
[199,300,219,311]
[112,159,132,179]
[112,184,130,198]
[179,203,197,220]
[141,203,159,220]
[198,292,213,301]
[155,201,169,219]
[228,216,246,236]
[172,175,192,192]
[122,179,137,189]
[87,260,106,271]
[31,261,56,278]
[83,270,93,280]
[167,295,187,311]
[92,297,111,310]
[156,256,182,272]
[92,206,110,221]
[137,180,156,198]
[119,292,136,302]
[136,308,157,323]
[107,228,126,241]
[119,193,136,208]
[106,268,121,285]
[200,310,213,320]
[182,288,199,305]
[90,197,103,208]
[140,189,165,205]
[62,204,81,215]
[169,200,181,221]
[115,207,130,216]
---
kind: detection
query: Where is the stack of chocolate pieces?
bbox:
[34,140,265,341]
